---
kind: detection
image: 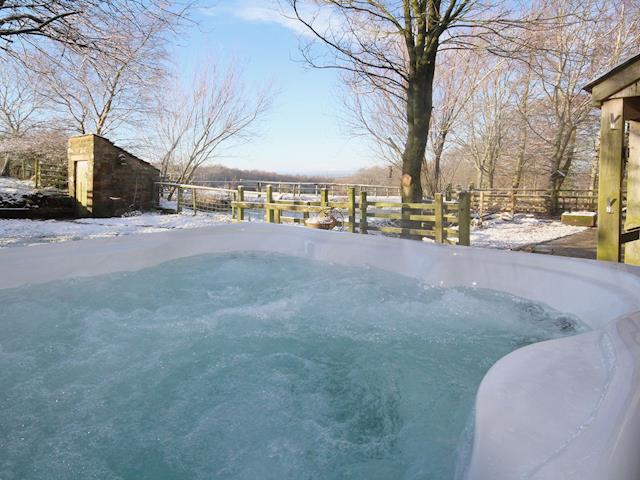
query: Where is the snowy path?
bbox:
[470,213,587,250]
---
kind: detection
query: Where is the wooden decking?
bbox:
[516,228,597,260]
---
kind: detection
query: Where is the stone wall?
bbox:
[68,135,160,217]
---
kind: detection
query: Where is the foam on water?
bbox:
[0,252,586,480]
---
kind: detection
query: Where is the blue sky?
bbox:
[171,0,376,174]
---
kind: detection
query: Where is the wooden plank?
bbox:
[368,201,436,210]
[321,189,328,206]
[265,185,274,223]
[625,120,640,265]
[372,226,435,237]
[597,99,625,261]
[237,186,245,221]
[347,187,356,233]
[359,191,368,234]
[435,193,444,243]
[457,191,471,246]
[591,60,640,104]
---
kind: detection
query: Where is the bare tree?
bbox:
[288,1,524,202]
[0,59,45,137]
[0,1,191,55]
[146,65,273,193]
[342,48,496,196]
[0,1,80,47]
[22,2,187,140]
[456,61,514,189]
[521,0,640,210]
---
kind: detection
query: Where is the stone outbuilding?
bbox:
[67,134,160,217]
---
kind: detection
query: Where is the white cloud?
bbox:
[201,0,316,37]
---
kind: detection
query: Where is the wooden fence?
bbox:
[232,186,471,246]
[449,187,598,215]
[5,158,67,190]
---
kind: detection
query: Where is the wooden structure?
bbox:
[230,186,471,246]
[68,135,160,217]
[584,53,640,265]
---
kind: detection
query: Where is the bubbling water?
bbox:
[0,252,585,480]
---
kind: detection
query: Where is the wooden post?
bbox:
[20,159,25,179]
[265,185,274,223]
[320,188,329,207]
[510,188,516,214]
[237,186,245,221]
[479,190,485,219]
[457,191,471,246]
[34,159,40,188]
[347,187,356,233]
[192,188,197,215]
[176,187,183,213]
[445,183,452,201]
[435,193,444,243]
[274,205,281,224]
[360,191,368,234]
[625,119,640,265]
[597,98,625,261]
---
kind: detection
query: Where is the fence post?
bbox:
[321,188,329,207]
[510,188,516,214]
[360,191,368,234]
[34,159,40,188]
[435,193,444,243]
[176,187,183,213]
[265,185,274,223]
[457,191,471,246]
[274,205,281,224]
[479,190,485,218]
[237,186,245,221]
[347,187,356,233]
[445,183,452,201]
[192,188,197,215]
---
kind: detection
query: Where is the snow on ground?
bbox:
[470,213,587,250]
[0,205,586,250]
[0,211,231,248]
[0,177,36,202]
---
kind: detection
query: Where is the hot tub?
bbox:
[1,223,639,479]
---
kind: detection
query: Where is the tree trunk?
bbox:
[549,127,577,214]
[400,55,436,204]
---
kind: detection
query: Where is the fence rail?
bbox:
[156,180,598,226]
[232,186,471,246]
[450,187,598,215]
[155,182,470,245]
[5,158,67,190]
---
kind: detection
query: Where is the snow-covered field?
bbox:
[470,213,587,250]
[0,212,230,247]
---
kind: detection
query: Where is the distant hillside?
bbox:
[192,165,336,184]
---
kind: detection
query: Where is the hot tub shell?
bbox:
[1,223,639,480]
